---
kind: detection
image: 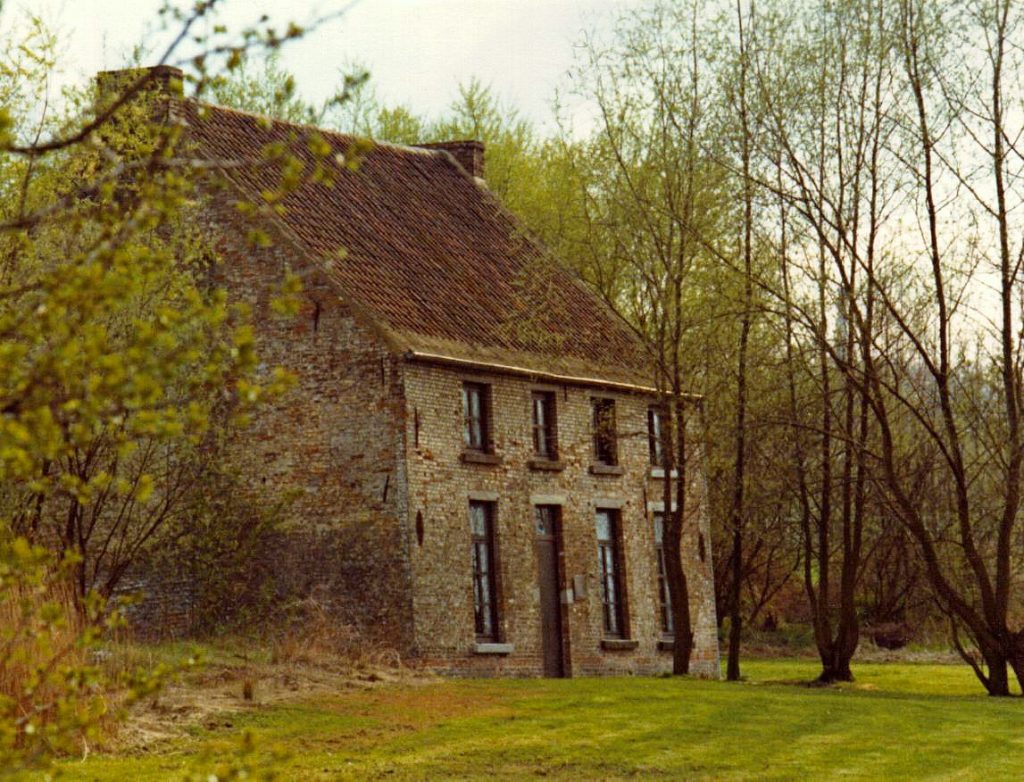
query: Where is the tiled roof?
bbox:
[186,102,649,386]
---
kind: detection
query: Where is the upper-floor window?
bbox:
[592,398,618,465]
[648,406,665,467]
[596,509,626,638]
[532,391,557,459]
[653,512,674,636]
[470,501,500,641]
[463,382,491,452]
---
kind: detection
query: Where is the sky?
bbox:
[24,0,639,131]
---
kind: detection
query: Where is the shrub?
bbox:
[0,540,107,773]
[0,538,167,776]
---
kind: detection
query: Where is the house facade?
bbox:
[120,66,720,677]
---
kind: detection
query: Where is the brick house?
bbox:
[122,66,720,677]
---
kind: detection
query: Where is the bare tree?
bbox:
[561,1,734,673]
[747,0,895,682]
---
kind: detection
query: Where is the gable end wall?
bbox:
[204,193,414,651]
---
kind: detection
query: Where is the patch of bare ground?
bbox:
[108,652,434,754]
[105,598,438,755]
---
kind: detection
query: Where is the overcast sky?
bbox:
[25,0,638,131]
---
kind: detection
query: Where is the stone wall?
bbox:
[206,195,414,651]
[401,361,720,677]
[189,193,719,677]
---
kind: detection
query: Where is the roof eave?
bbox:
[403,349,702,400]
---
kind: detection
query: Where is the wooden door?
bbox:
[535,506,565,677]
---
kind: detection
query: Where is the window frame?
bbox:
[462,382,491,452]
[470,501,500,642]
[595,508,628,639]
[648,405,665,467]
[653,512,674,636]
[591,398,618,466]
[531,391,558,460]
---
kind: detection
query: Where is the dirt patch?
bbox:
[108,657,435,754]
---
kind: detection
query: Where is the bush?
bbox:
[0,542,99,772]
[0,540,103,772]
[0,538,174,777]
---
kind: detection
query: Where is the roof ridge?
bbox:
[191,99,444,158]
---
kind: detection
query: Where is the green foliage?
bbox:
[0,10,317,607]
[0,4,349,775]
[0,42,255,597]
[0,538,169,777]
[208,54,322,126]
[208,52,368,128]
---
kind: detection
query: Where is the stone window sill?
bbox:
[461,450,502,466]
[657,639,675,652]
[473,642,514,655]
[601,639,639,651]
[528,458,565,472]
[589,463,624,476]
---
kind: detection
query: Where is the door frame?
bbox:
[534,504,570,677]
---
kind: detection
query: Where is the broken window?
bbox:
[592,398,618,465]
[648,405,665,467]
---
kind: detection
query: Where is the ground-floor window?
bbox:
[653,512,674,635]
[596,508,626,638]
[470,501,499,641]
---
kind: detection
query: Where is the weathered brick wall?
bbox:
[402,362,719,677]
[117,569,195,638]
[205,195,414,650]
[147,190,719,676]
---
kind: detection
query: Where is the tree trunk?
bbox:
[726,528,743,680]
[817,650,854,684]
[665,522,694,675]
[985,649,1011,697]
[726,0,754,683]
[663,394,693,675]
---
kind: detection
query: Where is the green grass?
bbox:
[58,659,1024,780]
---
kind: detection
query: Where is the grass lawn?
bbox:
[57,658,1024,781]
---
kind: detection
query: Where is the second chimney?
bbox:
[418,140,485,180]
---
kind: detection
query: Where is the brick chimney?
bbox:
[418,140,485,180]
[94,65,184,123]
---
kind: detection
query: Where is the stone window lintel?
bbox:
[473,642,514,655]
[649,467,680,479]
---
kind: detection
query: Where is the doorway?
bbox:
[534,505,566,677]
